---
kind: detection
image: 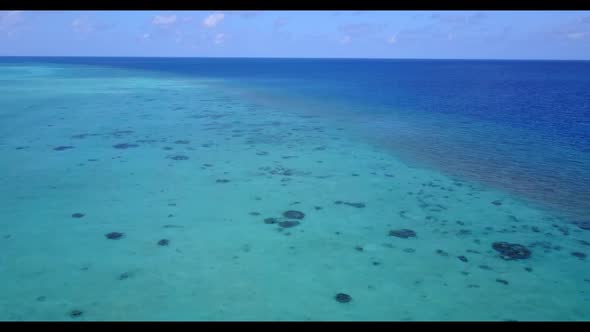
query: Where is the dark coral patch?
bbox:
[491,200,503,206]
[333,201,365,208]
[343,202,366,208]
[53,146,75,151]
[457,229,472,237]
[496,279,509,285]
[492,242,531,260]
[71,213,85,218]
[249,212,261,216]
[264,218,278,224]
[335,293,352,303]
[283,210,305,219]
[457,255,468,262]
[105,232,124,240]
[571,252,587,260]
[112,130,134,136]
[168,155,189,160]
[69,310,83,318]
[158,239,170,246]
[278,220,300,228]
[574,221,590,230]
[389,229,416,238]
[118,272,131,280]
[216,179,230,183]
[174,140,190,144]
[113,143,139,149]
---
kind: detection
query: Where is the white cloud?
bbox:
[339,23,379,37]
[145,14,195,43]
[174,30,184,43]
[274,18,288,30]
[431,12,487,27]
[142,33,151,40]
[567,32,586,40]
[71,16,110,38]
[387,34,397,44]
[0,11,24,34]
[152,15,177,26]
[72,17,95,35]
[203,13,225,28]
[226,11,263,19]
[214,32,225,44]
[546,15,590,42]
[340,35,351,44]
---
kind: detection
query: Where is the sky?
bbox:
[0,10,589,60]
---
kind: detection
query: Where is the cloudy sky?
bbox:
[1,10,589,59]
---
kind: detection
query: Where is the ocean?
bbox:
[0,57,588,320]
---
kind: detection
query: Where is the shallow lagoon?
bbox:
[0,60,588,321]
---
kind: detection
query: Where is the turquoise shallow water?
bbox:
[0,60,589,321]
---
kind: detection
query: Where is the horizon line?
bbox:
[1,55,589,62]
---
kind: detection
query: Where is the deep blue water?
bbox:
[2,56,589,220]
